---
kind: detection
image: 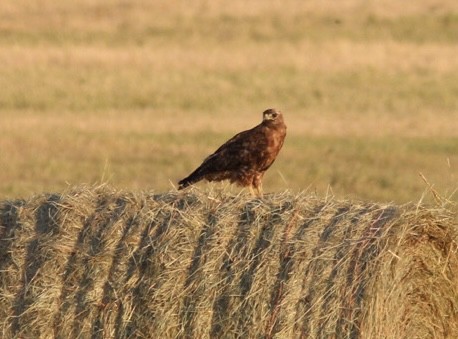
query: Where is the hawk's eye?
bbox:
[272,113,278,118]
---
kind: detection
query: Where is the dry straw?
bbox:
[0,186,457,338]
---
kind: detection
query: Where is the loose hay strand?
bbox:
[0,186,457,338]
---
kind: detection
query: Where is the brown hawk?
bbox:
[178,108,287,196]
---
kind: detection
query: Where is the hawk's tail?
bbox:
[177,170,204,190]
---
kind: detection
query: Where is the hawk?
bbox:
[178,108,287,196]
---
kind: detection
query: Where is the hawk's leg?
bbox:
[249,185,256,197]
[252,174,264,198]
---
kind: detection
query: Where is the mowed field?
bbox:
[0,0,457,205]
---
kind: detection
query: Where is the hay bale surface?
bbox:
[0,186,457,338]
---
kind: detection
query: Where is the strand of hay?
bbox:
[0,186,457,338]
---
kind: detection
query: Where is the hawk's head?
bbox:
[262,108,283,123]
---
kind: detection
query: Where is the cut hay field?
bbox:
[0,0,457,206]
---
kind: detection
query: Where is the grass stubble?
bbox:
[0,0,457,204]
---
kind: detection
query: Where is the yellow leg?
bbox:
[256,183,263,198]
[249,185,256,197]
[252,174,264,198]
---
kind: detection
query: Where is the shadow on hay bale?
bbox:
[0,186,457,338]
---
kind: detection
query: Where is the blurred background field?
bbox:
[0,0,457,205]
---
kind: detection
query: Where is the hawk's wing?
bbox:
[178,124,268,189]
[201,125,268,171]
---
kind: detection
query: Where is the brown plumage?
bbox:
[178,108,287,196]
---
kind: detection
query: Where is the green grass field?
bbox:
[0,0,457,206]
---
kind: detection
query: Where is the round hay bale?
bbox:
[0,186,457,338]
